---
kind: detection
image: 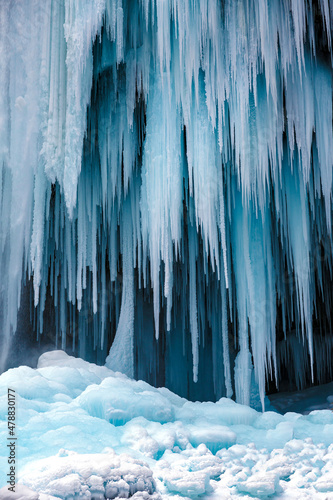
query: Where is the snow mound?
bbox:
[20,449,157,499]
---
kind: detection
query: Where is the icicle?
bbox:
[140,69,183,340]
[189,222,199,383]
[283,150,314,381]
[63,0,106,216]
[105,198,134,377]
[221,265,233,398]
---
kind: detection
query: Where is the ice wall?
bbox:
[0,0,333,408]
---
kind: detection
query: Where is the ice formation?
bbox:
[1,351,333,498]
[0,0,333,408]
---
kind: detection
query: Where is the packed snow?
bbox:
[1,351,333,499]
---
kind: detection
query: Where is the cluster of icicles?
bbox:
[0,0,333,409]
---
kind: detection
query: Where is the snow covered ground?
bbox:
[1,351,333,499]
